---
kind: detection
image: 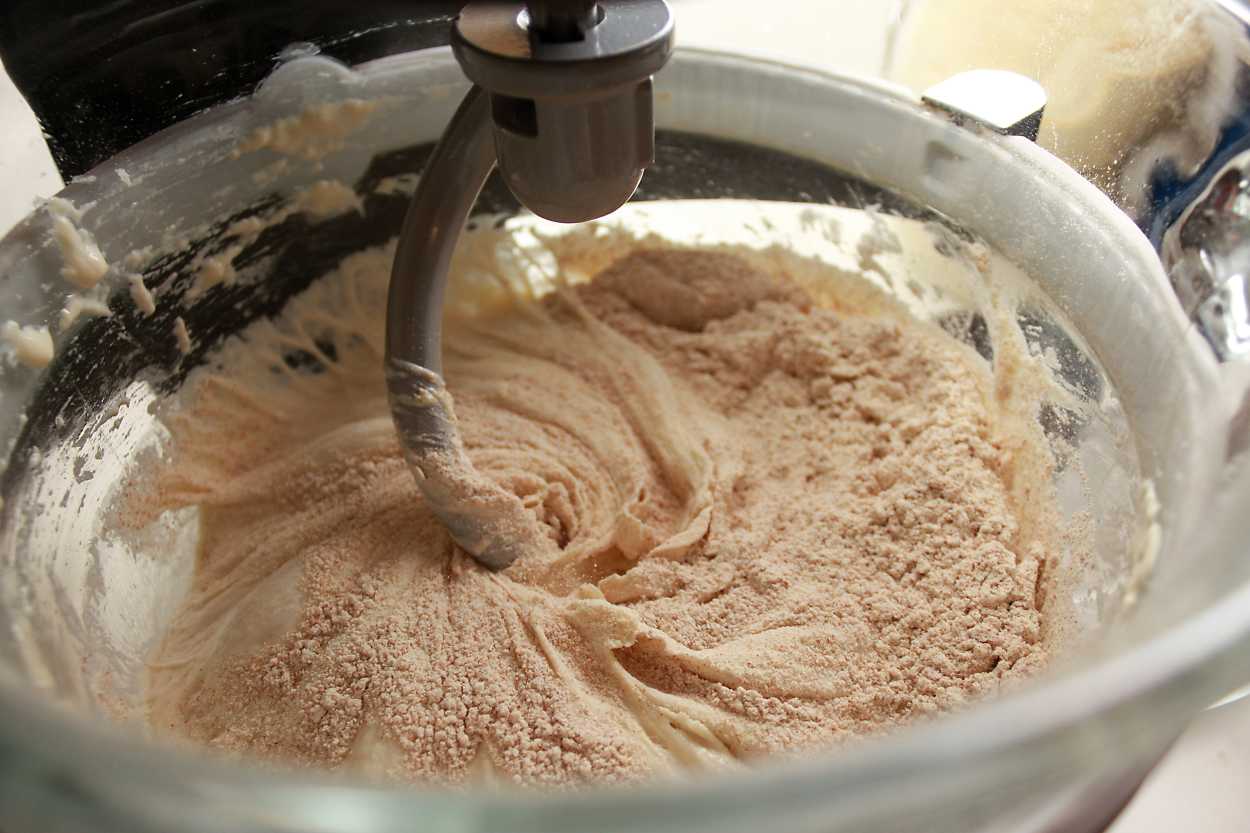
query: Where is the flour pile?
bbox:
[135,228,1059,785]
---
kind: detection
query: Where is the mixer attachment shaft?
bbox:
[385,0,674,569]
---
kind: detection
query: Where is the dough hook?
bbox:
[385,0,674,569]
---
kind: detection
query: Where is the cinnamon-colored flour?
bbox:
[139,242,1051,786]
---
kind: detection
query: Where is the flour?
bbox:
[135,236,1062,786]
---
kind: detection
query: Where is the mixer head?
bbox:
[452,0,674,222]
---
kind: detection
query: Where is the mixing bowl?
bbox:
[2,12,1250,833]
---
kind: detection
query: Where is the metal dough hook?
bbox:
[385,0,674,569]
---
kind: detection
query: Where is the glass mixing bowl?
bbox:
[2,8,1250,833]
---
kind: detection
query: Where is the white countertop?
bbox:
[1111,694,1250,832]
[2,6,1248,828]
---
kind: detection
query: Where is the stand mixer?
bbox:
[1,3,1250,833]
